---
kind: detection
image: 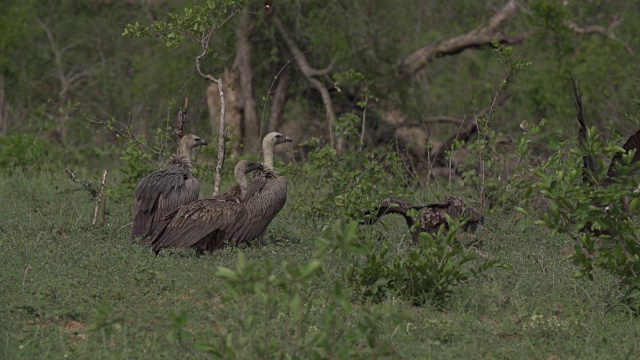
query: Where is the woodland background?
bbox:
[2,0,639,173]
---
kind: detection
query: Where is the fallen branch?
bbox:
[65,168,99,199]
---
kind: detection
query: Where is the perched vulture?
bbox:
[571,76,640,213]
[130,134,208,242]
[150,160,265,255]
[227,131,293,246]
[361,195,485,242]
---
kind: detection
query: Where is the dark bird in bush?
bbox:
[130,134,208,242]
[150,160,264,255]
[571,76,640,213]
[225,132,293,246]
[361,195,485,241]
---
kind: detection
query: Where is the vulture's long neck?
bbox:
[235,168,249,201]
[262,139,275,171]
[174,140,193,169]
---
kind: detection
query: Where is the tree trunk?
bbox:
[206,68,243,158]
[267,70,289,133]
[235,11,260,153]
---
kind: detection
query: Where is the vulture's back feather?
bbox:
[131,160,199,241]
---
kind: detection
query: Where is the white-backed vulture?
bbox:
[361,195,485,242]
[150,160,265,255]
[130,134,208,242]
[227,132,293,246]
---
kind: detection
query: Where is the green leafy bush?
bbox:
[282,143,408,227]
[345,222,505,306]
[0,133,62,174]
[529,126,640,312]
[196,224,401,358]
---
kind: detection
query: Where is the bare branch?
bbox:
[428,93,510,167]
[192,9,240,195]
[566,19,634,55]
[401,0,632,76]
[176,95,188,141]
[274,17,340,151]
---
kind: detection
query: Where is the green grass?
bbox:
[1,171,639,359]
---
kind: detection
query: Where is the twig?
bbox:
[65,168,99,199]
[22,265,32,301]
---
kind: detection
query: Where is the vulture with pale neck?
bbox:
[229,132,293,246]
[130,134,207,242]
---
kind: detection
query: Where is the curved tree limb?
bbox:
[273,17,341,151]
[401,0,633,76]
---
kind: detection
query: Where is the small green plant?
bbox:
[106,120,173,202]
[196,226,400,358]
[346,221,506,307]
[86,302,123,344]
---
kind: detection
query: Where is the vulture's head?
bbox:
[263,132,293,149]
[360,196,415,225]
[181,134,208,149]
[235,160,264,178]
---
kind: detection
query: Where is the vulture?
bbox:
[571,76,640,213]
[361,195,485,242]
[130,134,208,242]
[226,131,293,246]
[150,160,265,255]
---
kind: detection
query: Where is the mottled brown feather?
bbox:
[362,195,484,242]
[150,160,263,254]
[130,135,207,242]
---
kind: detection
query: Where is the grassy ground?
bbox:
[1,171,639,359]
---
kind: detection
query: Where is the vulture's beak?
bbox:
[284,136,293,143]
[197,139,209,146]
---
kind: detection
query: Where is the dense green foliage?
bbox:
[529,125,640,312]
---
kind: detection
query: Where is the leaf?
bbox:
[290,293,303,321]
[215,267,237,280]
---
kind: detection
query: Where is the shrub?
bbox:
[0,133,62,174]
[529,126,640,313]
[282,143,409,227]
[106,122,173,202]
[196,224,401,358]
[344,221,506,306]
